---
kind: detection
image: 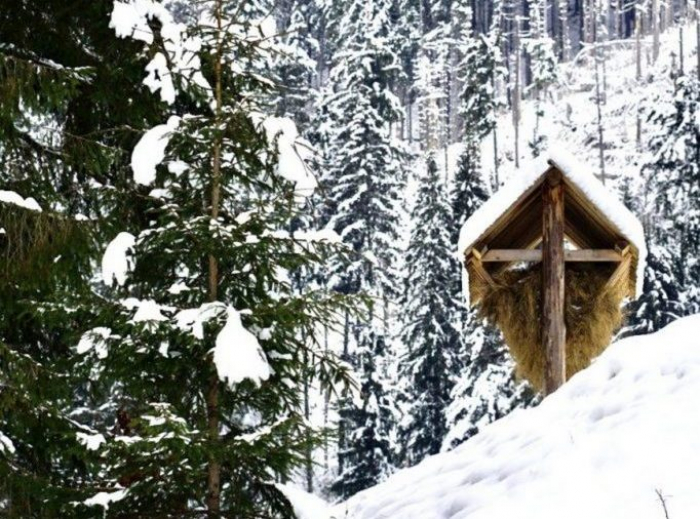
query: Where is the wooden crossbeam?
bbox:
[480,249,623,263]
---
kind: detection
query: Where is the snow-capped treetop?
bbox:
[458,146,647,302]
[335,314,700,519]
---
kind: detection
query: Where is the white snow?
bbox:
[457,146,647,304]
[77,432,106,451]
[213,307,271,387]
[109,1,155,43]
[276,484,332,519]
[0,190,42,212]
[262,117,317,196]
[102,232,136,286]
[76,327,112,359]
[0,431,14,454]
[174,302,226,340]
[130,299,168,323]
[130,116,180,185]
[336,314,700,519]
[83,489,128,510]
[143,52,176,104]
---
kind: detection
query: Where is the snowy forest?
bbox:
[1,0,699,517]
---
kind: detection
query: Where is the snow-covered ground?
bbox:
[283,314,700,518]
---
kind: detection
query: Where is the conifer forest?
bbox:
[1,0,700,517]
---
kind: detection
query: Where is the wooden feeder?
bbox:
[459,152,646,395]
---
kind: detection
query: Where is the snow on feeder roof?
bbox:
[458,148,646,394]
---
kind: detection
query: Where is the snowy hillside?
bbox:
[312,314,700,519]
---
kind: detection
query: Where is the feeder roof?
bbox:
[458,148,647,303]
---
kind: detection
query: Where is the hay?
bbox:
[478,263,628,392]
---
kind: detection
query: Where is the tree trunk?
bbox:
[513,12,521,168]
[652,0,660,61]
[206,0,224,514]
[542,171,566,395]
[594,13,607,183]
[636,3,643,149]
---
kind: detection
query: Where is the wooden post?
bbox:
[542,171,566,395]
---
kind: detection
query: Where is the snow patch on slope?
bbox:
[336,314,700,519]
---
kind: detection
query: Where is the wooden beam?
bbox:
[482,249,542,262]
[481,249,622,263]
[542,172,566,395]
[467,255,497,289]
[567,249,622,262]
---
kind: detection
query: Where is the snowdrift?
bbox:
[321,315,700,519]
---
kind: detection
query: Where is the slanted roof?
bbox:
[458,149,647,305]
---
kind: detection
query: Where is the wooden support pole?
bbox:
[542,171,566,395]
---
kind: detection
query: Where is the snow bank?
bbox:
[457,147,647,303]
[277,484,332,519]
[337,314,700,519]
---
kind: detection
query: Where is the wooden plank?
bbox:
[567,249,622,262]
[482,249,622,263]
[542,171,566,395]
[482,249,542,262]
[604,248,632,293]
[467,256,497,288]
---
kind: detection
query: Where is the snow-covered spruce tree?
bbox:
[320,0,407,499]
[646,74,700,314]
[621,243,682,338]
[0,1,172,512]
[331,332,396,499]
[273,0,319,134]
[398,152,462,467]
[443,318,534,449]
[72,2,355,516]
[455,29,503,223]
[523,0,559,157]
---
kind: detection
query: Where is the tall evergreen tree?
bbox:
[70,2,355,516]
[0,1,166,514]
[621,244,682,337]
[647,75,700,314]
[332,332,396,499]
[320,0,407,498]
[398,152,461,466]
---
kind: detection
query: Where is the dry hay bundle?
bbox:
[479,263,628,392]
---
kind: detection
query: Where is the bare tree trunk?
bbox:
[303,344,313,492]
[206,1,224,513]
[594,11,607,183]
[323,325,330,471]
[652,0,661,61]
[680,25,685,76]
[559,0,571,61]
[513,12,521,168]
[697,0,700,80]
[636,3,643,149]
